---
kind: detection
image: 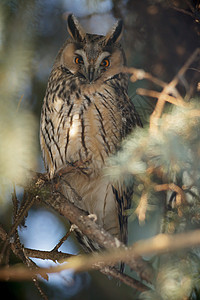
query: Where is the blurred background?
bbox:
[0,0,199,299]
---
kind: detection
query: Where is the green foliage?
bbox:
[108,102,200,299]
[109,103,200,189]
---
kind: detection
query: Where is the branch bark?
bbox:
[4,172,200,285]
[2,226,200,282]
[32,173,154,283]
[0,172,153,291]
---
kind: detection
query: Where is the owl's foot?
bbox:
[87,213,97,222]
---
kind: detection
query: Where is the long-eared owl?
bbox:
[40,15,142,262]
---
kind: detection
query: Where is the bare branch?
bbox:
[135,192,148,223]
[2,172,153,285]
[0,216,150,292]
[0,195,35,263]
[1,228,200,282]
[149,48,200,133]
[24,248,74,261]
[38,177,154,283]
[101,268,150,292]
[123,66,167,87]
[136,88,188,107]
[154,183,186,205]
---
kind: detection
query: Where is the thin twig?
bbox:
[12,184,19,222]
[170,48,200,88]
[154,183,187,217]
[25,248,75,261]
[100,267,150,292]
[123,66,166,87]
[51,229,72,253]
[33,279,48,300]
[135,192,148,223]
[0,196,36,263]
[1,228,200,281]
[136,88,188,107]
[0,223,150,292]
[0,224,74,262]
[149,48,200,133]
[154,183,186,205]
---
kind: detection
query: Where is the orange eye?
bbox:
[101,58,110,67]
[75,56,83,64]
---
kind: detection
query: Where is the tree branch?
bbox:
[31,174,154,283]
[149,48,200,133]
[0,172,153,291]
[0,219,150,292]
[3,173,200,285]
[1,227,200,282]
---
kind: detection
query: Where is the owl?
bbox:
[40,14,142,270]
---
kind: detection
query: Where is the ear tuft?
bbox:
[67,14,86,42]
[105,20,123,45]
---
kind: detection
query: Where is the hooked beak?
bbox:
[88,66,95,83]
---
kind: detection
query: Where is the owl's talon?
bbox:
[114,237,121,248]
[87,213,97,222]
[70,224,78,231]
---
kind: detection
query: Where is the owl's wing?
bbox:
[121,93,143,137]
[112,180,133,245]
[114,92,142,243]
[112,179,133,273]
[112,92,142,271]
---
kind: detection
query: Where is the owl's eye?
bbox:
[74,56,84,64]
[100,58,110,68]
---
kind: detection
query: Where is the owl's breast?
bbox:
[63,92,122,172]
[40,88,123,178]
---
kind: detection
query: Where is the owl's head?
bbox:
[56,14,126,84]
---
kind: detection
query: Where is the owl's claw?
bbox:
[70,224,79,231]
[87,213,97,222]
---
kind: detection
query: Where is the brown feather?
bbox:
[40,15,142,272]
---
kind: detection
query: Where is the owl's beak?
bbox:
[88,66,95,83]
